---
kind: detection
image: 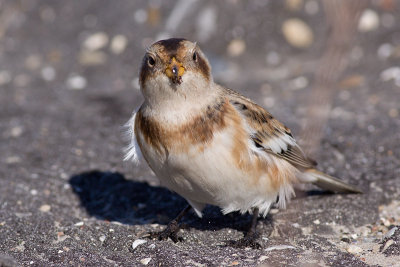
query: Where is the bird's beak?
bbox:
[165,57,185,84]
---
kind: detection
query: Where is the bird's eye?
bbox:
[192,51,198,62]
[147,55,156,67]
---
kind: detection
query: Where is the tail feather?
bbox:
[301,169,362,194]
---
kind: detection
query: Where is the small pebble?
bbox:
[285,0,303,11]
[99,235,106,242]
[131,239,147,250]
[358,9,379,32]
[25,55,42,70]
[30,189,38,196]
[341,237,351,243]
[66,75,87,90]
[269,208,279,214]
[282,18,313,48]
[41,66,56,81]
[140,258,151,265]
[265,245,296,252]
[134,9,147,24]
[10,126,24,138]
[227,39,246,57]
[289,76,308,90]
[74,221,84,226]
[380,66,400,84]
[39,204,51,212]
[147,6,160,26]
[313,219,320,225]
[83,32,109,51]
[382,239,394,252]
[384,227,397,239]
[372,244,381,253]
[377,43,393,59]
[347,244,362,254]
[110,35,128,54]
[339,75,364,88]
[305,0,319,15]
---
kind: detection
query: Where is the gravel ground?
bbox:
[1,1,400,266]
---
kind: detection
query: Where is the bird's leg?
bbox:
[148,205,191,242]
[229,207,262,249]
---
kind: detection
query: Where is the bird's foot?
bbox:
[147,220,182,243]
[227,231,262,249]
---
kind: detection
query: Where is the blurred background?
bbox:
[2,0,399,180]
[1,0,400,266]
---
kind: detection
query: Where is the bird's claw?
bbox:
[227,232,262,249]
[147,220,182,243]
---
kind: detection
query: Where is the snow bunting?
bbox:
[125,38,361,247]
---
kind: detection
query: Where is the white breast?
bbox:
[132,112,298,218]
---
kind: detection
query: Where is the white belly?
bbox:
[137,124,297,217]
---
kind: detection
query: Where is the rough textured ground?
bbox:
[1,1,400,266]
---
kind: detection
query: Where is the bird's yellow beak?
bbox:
[165,57,185,84]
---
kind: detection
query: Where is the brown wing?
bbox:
[225,88,316,169]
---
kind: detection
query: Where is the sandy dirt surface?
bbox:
[1,1,399,266]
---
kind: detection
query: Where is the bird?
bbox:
[125,38,361,248]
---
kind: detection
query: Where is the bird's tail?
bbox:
[299,169,362,193]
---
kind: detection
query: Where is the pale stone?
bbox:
[66,75,87,90]
[140,258,151,265]
[358,9,379,32]
[347,244,362,254]
[39,204,51,212]
[134,9,148,24]
[131,239,147,250]
[41,66,56,81]
[227,39,246,57]
[83,32,109,51]
[110,35,128,54]
[282,18,313,48]
[285,0,303,11]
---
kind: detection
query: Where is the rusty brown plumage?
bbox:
[135,98,230,154]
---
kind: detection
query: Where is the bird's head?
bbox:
[139,38,213,104]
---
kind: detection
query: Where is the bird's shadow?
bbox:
[69,170,262,232]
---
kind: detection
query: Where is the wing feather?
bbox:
[225,88,316,169]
